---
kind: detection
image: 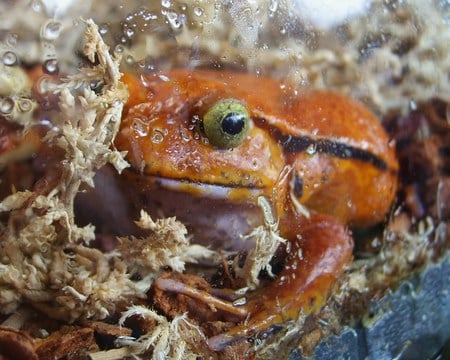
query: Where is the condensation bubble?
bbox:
[179,13,187,25]
[0,97,15,115]
[251,158,261,170]
[90,80,102,91]
[143,11,158,21]
[124,28,135,38]
[114,45,124,55]
[5,33,18,47]
[125,55,135,65]
[409,99,418,111]
[151,128,166,143]
[42,20,63,41]
[99,23,109,35]
[161,0,172,8]
[306,144,317,155]
[166,11,182,29]
[31,0,44,13]
[193,7,204,16]
[232,297,247,306]
[180,3,187,11]
[43,58,59,75]
[36,76,52,94]
[2,51,17,66]
[137,60,146,69]
[268,0,278,17]
[180,127,191,142]
[18,99,32,112]
[132,117,149,136]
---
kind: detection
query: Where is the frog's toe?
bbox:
[206,213,354,350]
[152,214,353,352]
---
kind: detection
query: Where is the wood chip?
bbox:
[34,326,99,360]
[88,348,133,360]
[0,326,37,360]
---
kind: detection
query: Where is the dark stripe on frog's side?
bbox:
[274,131,388,171]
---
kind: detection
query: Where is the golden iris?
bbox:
[202,99,250,149]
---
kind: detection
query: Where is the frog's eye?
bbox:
[202,99,250,149]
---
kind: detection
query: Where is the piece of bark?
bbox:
[34,326,99,360]
[0,326,38,360]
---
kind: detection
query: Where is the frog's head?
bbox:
[116,70,285,202]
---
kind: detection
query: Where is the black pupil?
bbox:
[221,112,245,135]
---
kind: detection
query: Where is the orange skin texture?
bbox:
[118,70,397,225]
[116,70,398,350]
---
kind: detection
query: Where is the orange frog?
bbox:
[116,69,398,350]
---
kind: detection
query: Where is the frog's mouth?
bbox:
[149,176,266,202]
[135,175,267,251]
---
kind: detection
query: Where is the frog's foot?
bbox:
[154,213,353,351]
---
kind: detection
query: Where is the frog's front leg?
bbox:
[153,213,353,351]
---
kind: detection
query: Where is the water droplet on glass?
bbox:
[2,51,17,66]
[166,11,182,29]
[151,128,165,144]
[268,0,278,17]
[193,7,204,16]
[99,23,109,35]
[180,127,191,142]
[233,297,247,306]
[371,237,381,249]
[159,74,170,82]
[5,33,18,47]
[251,158,260,169]
[18,99,32,112]
[180,3,187,11]
[132,117,149,137]
[280,26,286,35]
[35,76,51,94]
[409,99,418,111]
[90,80,103,91]
[125,28,135,38]
[43,58,59,75]
[161,0,172,8]
[143,11,158,21]
[137,59,146,69]
[42,20,63,41]
[306,144,317,155]
[0,97,15,114]
[114,45,124,55]
[31,0,43,13]
[125,55,135,65]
